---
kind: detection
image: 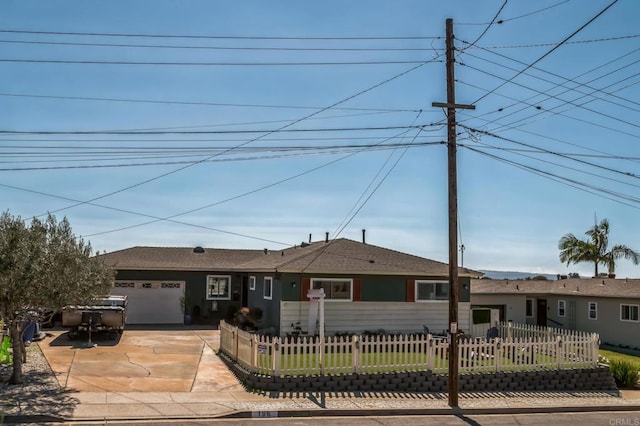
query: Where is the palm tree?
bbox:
[558,218,640,277]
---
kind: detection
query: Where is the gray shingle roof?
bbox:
[98,246,263,270]
[99,239,481,277]
[471,278,640,299]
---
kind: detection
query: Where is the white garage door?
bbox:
[112,281,184,324]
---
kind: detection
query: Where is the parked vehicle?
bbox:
[62,295,127,340]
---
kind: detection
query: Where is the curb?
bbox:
[3,403,640,424]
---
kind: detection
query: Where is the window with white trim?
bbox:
[263,277,273,300]
[525,299,534,318]
[311,278,352,301]
[206,275,231,300]
[415,280,448,301]
[249,276,256,291]
[558,300,566,317]
[620,304,639,322]
[588,301,598,320]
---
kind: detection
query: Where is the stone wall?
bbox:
[219,353,617,393]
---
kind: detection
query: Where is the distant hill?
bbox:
[478,270,559,280]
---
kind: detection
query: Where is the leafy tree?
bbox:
[0,212,114,384]
[558,218,640,277]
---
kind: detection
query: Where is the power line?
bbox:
[460,141,640,190]
[0,92,419,113]
[81,126,430,238]
[34,58,439,217]
[476,33,640,49]
[0,38,435,51]
[463,145,640,210]
[0,58,432,66]
[458,0,570,25]
[460,125,640,180]
[459,63,640,137]
[460,0,509,50]
[0,124,432,135]
[459,44,640,122]
[0,29,440,40]
[0,142,444,171]
[471,0,619,104]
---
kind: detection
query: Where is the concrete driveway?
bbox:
[38,329,242,393]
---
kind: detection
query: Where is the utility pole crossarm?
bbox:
[432,102,476,110]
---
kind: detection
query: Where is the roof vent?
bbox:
[193,246,205,253]
[264,248,268,255]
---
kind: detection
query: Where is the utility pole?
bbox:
[432,18,475,409]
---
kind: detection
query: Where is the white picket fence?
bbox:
[220,321,599,378]
[497,321,599,341]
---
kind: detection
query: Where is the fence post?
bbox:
[232,329,238,361]
[352,335,360,374]
[507,321,512,340]
[426,335,433,371]
[273,338,281,377]
[494,338,501,372]
[556,336,563,369]
[249,337,255,372]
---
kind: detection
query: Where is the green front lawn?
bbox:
[599,349,640,365]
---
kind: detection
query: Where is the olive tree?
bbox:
[0,212,114,384]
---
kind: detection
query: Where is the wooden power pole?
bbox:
[432,18,475,409]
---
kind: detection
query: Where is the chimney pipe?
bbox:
[325,232,329,243]
[309,233,312,243]
[362,229,366,244]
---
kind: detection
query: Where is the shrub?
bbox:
[609,359,640,388]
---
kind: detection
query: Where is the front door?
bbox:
[241,276,249,307]
[536,299,547,326]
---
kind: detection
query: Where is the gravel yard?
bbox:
[0,340,78,419]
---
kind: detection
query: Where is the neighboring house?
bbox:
[99,238,479,336]
[471,278,640,347]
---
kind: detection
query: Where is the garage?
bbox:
[112,280,184,324]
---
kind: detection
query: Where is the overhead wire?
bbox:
[81,126,444,238]
[31,56,440,219]
[460,125,640,180]
[459,63,640,139]
[0,141,444,171]
[0,92,419,113]
[331,111,426,237]
[476,33,640,49]
[459,0,509,51]
[0,29,441,40]
[457,43,640,129]
[0,58,433,66]
[0,38,436,52]
[462,145,640,210]
[457,0,570,25]
[469,0,619,104]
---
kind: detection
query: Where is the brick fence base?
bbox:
[219,353,617,393]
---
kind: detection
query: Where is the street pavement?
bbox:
[1,329,640,423]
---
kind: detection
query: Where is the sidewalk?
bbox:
[1,330,639,423]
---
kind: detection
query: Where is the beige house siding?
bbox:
[280,301,471,336]
[472,292,639,347]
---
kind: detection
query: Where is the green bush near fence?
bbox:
[608,359,640,388]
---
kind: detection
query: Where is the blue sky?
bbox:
[2,0,640,277]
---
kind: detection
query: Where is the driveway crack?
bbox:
[125,352,151,376]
